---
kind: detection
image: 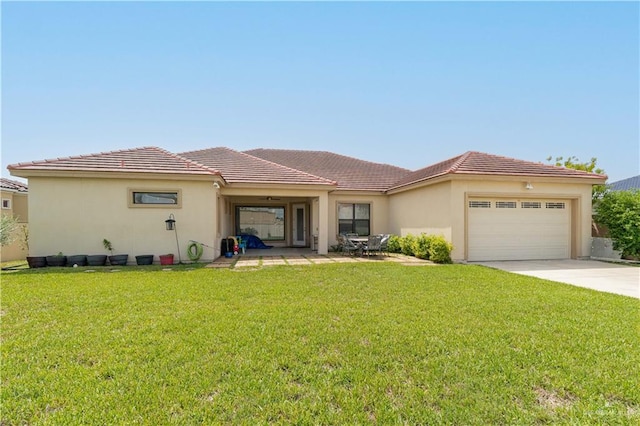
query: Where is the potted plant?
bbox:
[103,238,128,266]
[46,252,67,267]
[26,255,47,268]
[66,254,88,267]
[86,254,107,266]
[86,239,109,266]
[159,253,174,265]
[135,254,154,265]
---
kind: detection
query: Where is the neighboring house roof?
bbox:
[609,175,640,191]
[180,147,337,186]
[389,151,607,191]
[7,147,220,177]
[0,177,28,193]
[245,148,410,191]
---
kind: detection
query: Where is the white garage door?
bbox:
[468,198,571,261]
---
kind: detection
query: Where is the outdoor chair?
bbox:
[340,234,361,256]
[362,234,382,257]
[379,234,390,256]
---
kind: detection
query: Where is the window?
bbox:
[1,199,10,209]
[469,201,491,208]
[496,201,516,209]
[236,206,285,241]
[338,203,370,236]
[546,202,566,209]
[129,190,180,207]
[521,201,541,209]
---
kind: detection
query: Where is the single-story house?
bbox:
[609,175,640,191]
[0,177,29,262]
[8,147,606,262]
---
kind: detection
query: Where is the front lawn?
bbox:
[2,264,638,424]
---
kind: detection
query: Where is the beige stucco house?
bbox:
[1,178,29,262]
[8,147,606,263]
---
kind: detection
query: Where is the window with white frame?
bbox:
[1,199,11,209]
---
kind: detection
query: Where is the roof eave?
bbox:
[386,171,607,194]
[0,187,28,194]
[222,181,337,190]
[8,168,222,181]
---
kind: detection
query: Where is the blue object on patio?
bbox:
[240,234,273,249]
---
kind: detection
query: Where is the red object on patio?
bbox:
[159,254,174,265]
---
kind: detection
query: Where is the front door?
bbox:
[292,203,307,247]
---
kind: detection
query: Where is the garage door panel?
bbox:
[468,198,570,261]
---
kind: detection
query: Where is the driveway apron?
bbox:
[478,259,640,299]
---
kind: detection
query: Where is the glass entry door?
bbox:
[292,203,307,247]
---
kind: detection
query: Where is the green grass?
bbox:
[2,263,638,424]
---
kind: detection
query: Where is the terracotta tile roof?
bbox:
[7,147,220,176]
[0,177,28,192]
[610,175,640,191]
[179,147,337,186]
[389,151,607,190]
[245,148,411,191]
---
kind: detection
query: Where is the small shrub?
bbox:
[387,235,402,253]
[0,215,19,247]
[429,236,453,264]
[400,234,416,256]
[412,234,434,260]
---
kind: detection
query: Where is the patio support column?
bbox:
[317,192,329,255]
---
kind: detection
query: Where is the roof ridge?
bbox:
[447,151,473,173]
[8,146,222,176]
[246,148,412,172]
[466,151,606,178]
[230,148,338,185]
[150,146,222,175]
[8,146,155,168]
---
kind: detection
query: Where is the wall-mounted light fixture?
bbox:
[525,182,534,190]
[213,182,220,189]
[164,213,182,263]
[165,213,176,230]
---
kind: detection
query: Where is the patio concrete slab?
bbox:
[235,259,260,267]
[478,259,639,299]
[307,257,335,264]
[285,258,314,265]
[208,251,432,269]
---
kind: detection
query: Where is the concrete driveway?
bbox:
[478,259,640,299]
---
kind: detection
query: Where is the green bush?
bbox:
[387,235,402,253]
[429,236,453,264]
[0,214,19,247]
[412,234,434,260]
[595,189,640,258]
[400,234,416,256]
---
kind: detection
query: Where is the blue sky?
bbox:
[2,1,638,182]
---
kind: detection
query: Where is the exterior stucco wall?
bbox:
[28,177,217,262]
[1,190,28,262]
[327,193,389,246]
[388,181,453,241]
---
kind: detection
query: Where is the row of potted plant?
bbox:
[26,239,175,268]
[26,253,176,268]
